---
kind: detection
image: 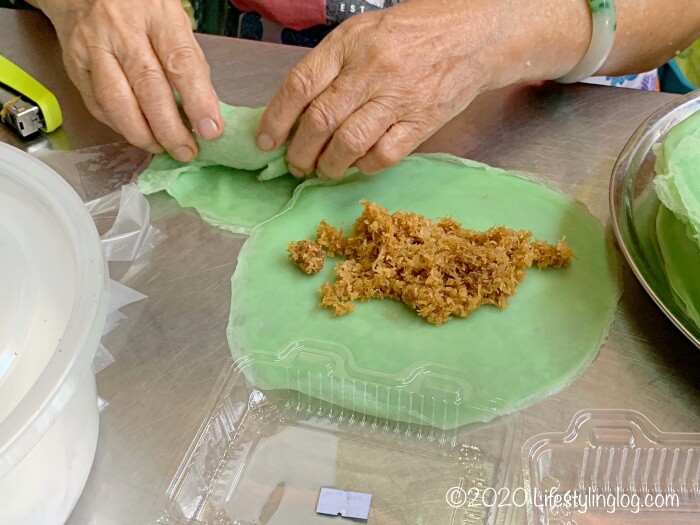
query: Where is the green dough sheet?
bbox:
[138,104,297,233]
[654,106,700,177]
[654,111,700,248]
[656,205,700,328]
[228,155,621,429]
[653,110,700,332]
[633,187,666,280]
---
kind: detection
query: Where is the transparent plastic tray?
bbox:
[160,358,520,525]
[523,409,700,524]
[237,342,506,431]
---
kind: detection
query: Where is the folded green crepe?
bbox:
[138,104,296,233]
[228,155,621,429]
[653,111,700,330]
[656,205,700,328]
[653,112,700,248]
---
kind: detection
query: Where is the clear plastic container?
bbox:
[523,409,700,524]
[161,358,521,525]
[236,342,499,431]
[0,143,109,525]
[164,364,700,525]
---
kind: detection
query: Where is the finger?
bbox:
[354,120,427,175]
[151,11,223,140]
[117,37,198,162]
[316,98,397,179]
[66,64,113,129]
[62,50,114,129]
[257,44,344,152]
[89,47,164,155]
[82,78,135,141]
[286,77,369,178]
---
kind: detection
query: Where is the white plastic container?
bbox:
[0,143,108,524]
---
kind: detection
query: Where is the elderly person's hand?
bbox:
[256,0,595,179]
[257,0,700,180]
[33,0,223,162]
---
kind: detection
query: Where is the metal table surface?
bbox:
[2,8,699,525]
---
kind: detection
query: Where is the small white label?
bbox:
[316,487,372,520]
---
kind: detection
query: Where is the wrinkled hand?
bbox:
[256,0,496,179]
[40,0,222,161]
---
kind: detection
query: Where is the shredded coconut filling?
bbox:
[288,200,572,325]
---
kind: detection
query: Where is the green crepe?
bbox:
[656,205,700,328]
[138,104,296,233]
[654,112,700,248]
[654,107,700,177]
[135,108,619,427]
[228,155,621,429]
[653,111,700,331]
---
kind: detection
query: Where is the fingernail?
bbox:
[258,132,275,151]
[172,145,195,162]
[197,117,220,140]
[147,145,164,155]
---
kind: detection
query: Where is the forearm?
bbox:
[600,0,700,75]
[487,0,700,88]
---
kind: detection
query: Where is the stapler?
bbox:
[0,55,62,137]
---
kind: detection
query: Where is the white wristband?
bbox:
[557,0,617,84]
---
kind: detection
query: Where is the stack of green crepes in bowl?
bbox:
[653,110,700,330]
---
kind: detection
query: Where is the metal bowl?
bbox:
[610,90,700,349]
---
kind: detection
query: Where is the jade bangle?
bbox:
[557,0,617,83]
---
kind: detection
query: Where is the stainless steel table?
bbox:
[2,8,699,525]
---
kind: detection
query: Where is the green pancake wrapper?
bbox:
[135,107,620,426]
[656,205,700,328]
[228,155,621,429]
[654,110,700,247]
[138,104,297,233]
[653,110,700,331]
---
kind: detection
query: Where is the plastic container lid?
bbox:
[523,410,700,522]
[0,142,108,477]
[163,359,521,524]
